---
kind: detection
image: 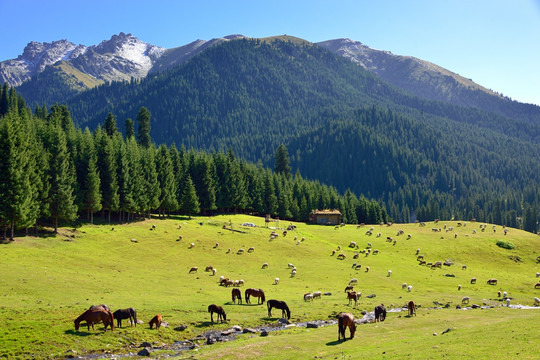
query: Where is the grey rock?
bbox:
[260,330,269,336]
[277,318,290,325]
[174,325,188,331]
[243,328,258,334]
[306,322,319,328]
[231,325,242,331]
[366,294,376,298]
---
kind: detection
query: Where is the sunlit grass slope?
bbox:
[0,215,539,358]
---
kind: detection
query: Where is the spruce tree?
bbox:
[156,144,178,216]
[104,112,118,137]
[274,144,291,177]
[125,118,135,139]
[181,174,200,219]
[95,128,119,222]
[136,107,151,148]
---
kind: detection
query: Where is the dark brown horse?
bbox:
[267,299,290,319]
[245,288,265,304]
[407,301,416,316]
[74,309,114,331]
[337,312,356,341]
[113,308,138,327]
[232,288,242,304]
[149,314,162,329]
[208,304,227,323]
[374,304,386,322]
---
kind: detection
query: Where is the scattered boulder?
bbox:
[206,337,217,345]
[137,348,151,356]
[231,325,242,331]
[221,328,237,336]
[472,304,481,309]
[323,292,332,296]
[366,294,376,298]
[243,328,258,334]
[260,330,269,337]
[443,260,453,266]
[277,318,290,325]
[174,325,188,331]
[306,322,320,328]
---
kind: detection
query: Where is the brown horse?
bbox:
[74,309,114,331]
[407,300,416,316]
[208,304,227,323]
[89,304,110,312]
[149,314,162,329]
[113,308,137,327]
[347,291,360,306]
[337,312,356,341]
[374,304,386,322]
[232,288,242,304]
[245,288,265,304]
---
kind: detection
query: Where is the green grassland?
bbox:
[1,215,539,359]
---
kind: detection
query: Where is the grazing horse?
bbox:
[374,304,386,322]
[208,304,227,323]
[232,288,242,304]
[74,309,114,331]
[407,300,416,316]
[267,299,291,319]
[245,288,266,304]
[89,304,110,312]
[149,314,162,329]
[337,312,356,341]
[113,308,137,327]
[347,291,360,306]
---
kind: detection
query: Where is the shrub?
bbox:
[496,240,515,250]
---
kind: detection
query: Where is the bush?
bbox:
[496,240,515,250]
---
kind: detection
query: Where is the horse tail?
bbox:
[285,306,291,320]
[261,290,266,303]
[132,308,138,326]
[108,310,114,331]
[338,315,344,340]
[245,289,249,302]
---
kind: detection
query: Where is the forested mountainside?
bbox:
[3,38,539,231]
[0,88,388,238]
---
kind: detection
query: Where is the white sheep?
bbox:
[189,243,195,249]
[534,297,540,306]
[212,268,217,276]
[458,284,462,291]
[262,262,269,269]
[402,283,407,289]
[237,248,244,254]
[387,270,392,277]
[536,272,540,278]
[349,278,358,285]
[291,269,297,277]
[407,285,412,292]
[503,291,508,299]
[274,277,279,285]
[506,298,511,307]
[288,263,294,268]
[462,296,470,304]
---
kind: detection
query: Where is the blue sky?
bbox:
[2,0,539,105]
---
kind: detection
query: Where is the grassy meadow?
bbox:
[1,214,539,359]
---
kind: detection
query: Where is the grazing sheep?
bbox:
[417,255,424,261]
[497,291,501,298]
[248,247,255,253]
[471,278,477,284]
[130,238,138,243]
[387,270,392,277]
[331,250,336,256]
[274,278,279,285]
[219,275,224,282]
[462,296,470,304]
[407,234,412,239]
[283,230,287,236]
[337,253,346,260]
[355,264,362,270]
[226,248,231,254]
[473,229,477,234]
[506,298,511,307]
[294,236,297,240]
[237,248,244,254]
[454,233,458,238]
[353,252,359,259]
[313,291,322,299]
[189,243,195,249]
[365,266,370,272]
[372,249,379,255]
[349,241,357,248]
[536,272,540,278]
[304,293,313,301]
[392,240,397,246]
[433,261,442,268]
[402,283,407,290]
[503,291,508,299]
[349,278,358,285]
[487,278,498,285]
[376,233,381,237]
[462,265,467,270]
[365,230,373,236]
[220,277,229,286]
[178,235,183,241]
[291,270,297,277]
[213,242,219,248]
[458,284,462,291]
[189,267,198,273]
[418,260,426,265]
[288,263,294,268]
[407,285,412,292]
[344,285,354,292]
[238,279,244,286]
[301,237,306,241]
[536,282,540,289]
[177,224,182,229]
[205,265,214,272]
[212,268,217,276]
[386,236,393,242]
[534,297,540,306]
[262,262,269,269]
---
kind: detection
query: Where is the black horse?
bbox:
[374,304,386,322]
[267,299,291,319]
[208,304,227,323]
[112,308,138,327]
